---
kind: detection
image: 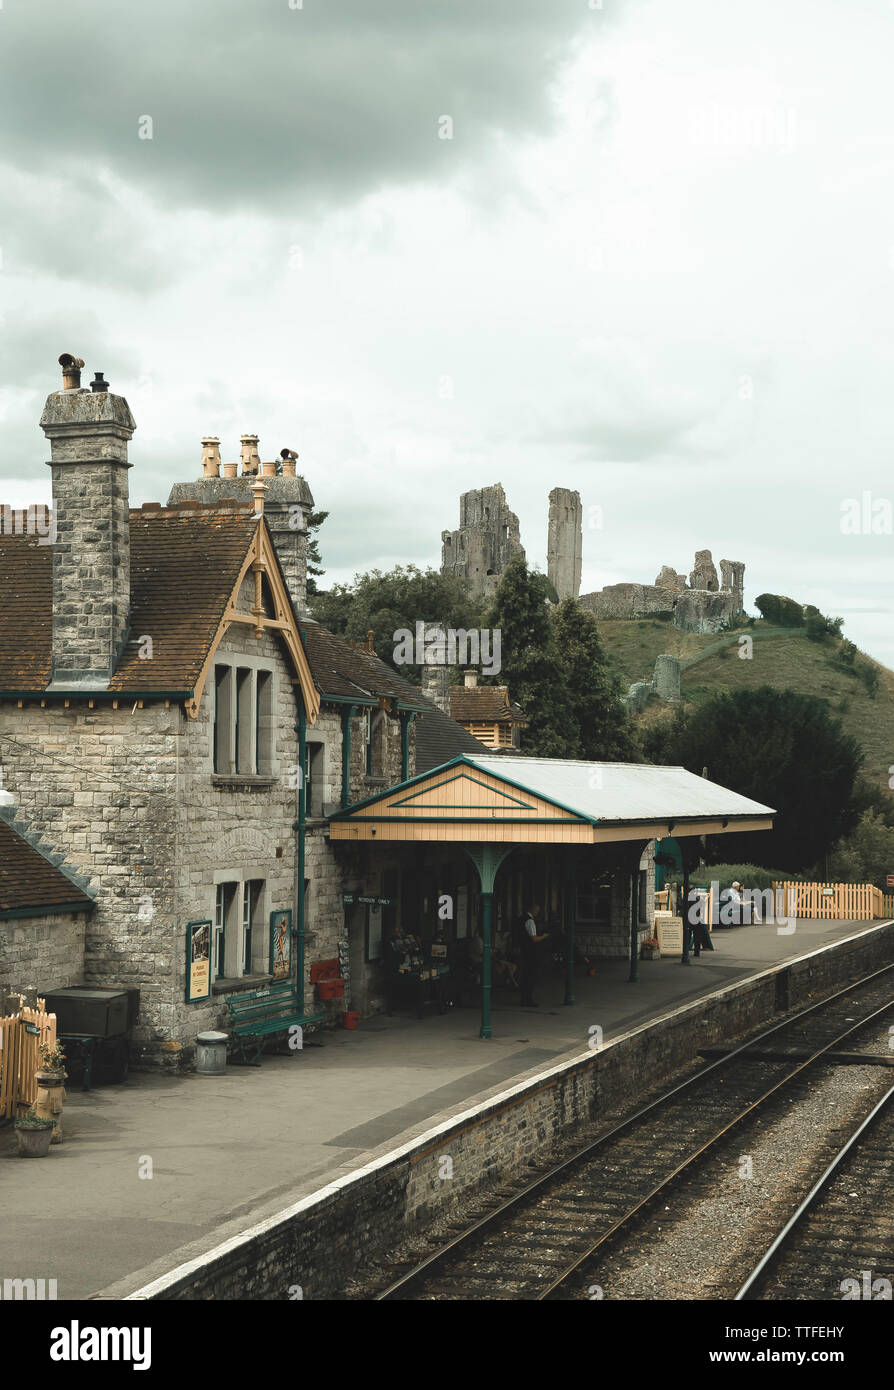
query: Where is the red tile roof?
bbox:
[450,685,528,724]
[0,819,94,918]
[0,503,258,693]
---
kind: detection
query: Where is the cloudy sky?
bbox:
[2,0,892,665]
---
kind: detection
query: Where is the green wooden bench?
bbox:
[224,981,325,1066]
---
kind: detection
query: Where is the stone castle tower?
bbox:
[440,484,525,600]
[168,436,314,615]
[546,487,582,600]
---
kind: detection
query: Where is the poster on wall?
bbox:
[269,909,293,980]
[185,920,212,1002]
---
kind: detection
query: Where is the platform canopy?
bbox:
[328,754,775,845]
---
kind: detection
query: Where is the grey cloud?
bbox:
[1,0,595,214]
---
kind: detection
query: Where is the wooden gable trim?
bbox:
[335,763,587,825]
[185,520,320,724]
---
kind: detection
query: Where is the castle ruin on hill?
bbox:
[440,483,745,634]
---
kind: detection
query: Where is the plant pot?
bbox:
[35,1068,66,1087]
[34,1069,67,1143]
[15,1124,54,1158]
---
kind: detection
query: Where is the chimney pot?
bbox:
[58,353,85,390]
[201,436,221,477]
[240,434,261,476]
[90,371,109,393]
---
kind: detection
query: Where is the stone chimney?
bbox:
[464,669,478,689]
[40,355,136,689]
[421,664,451,715]
[168,435,314,616]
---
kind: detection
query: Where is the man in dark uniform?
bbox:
[518,902,549,1007]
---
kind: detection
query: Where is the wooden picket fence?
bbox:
[0,998,57,1120]
[773,882,888,922]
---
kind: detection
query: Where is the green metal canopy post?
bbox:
[563,868,576,1006]
[628,866,639,983]
[465,845,514,1039]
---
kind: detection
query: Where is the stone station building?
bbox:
[1,358,773,1067]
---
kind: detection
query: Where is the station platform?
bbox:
[1,915,889,1300]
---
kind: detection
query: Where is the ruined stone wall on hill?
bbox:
[580,550,745,634]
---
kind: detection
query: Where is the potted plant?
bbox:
[37,1039,67,1084]
[14,1110,55,1158]
[640,936,661,960]
[35,1040,67,1143]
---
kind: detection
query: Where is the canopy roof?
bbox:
[329,754,775,846]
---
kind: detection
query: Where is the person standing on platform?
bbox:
[518,902,549,1007]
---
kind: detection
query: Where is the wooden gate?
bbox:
[773,882,886,921]
[0,999,57,1119]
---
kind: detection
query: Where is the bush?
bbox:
[754,593,806,627]
[698,863,807,893]
[830,810,894,888]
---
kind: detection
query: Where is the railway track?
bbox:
[372,964,894,1301]
[736,1083,894,1301]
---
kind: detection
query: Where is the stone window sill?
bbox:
[363,776,389,788]
[212,972,273,995]
[212,774,278,790]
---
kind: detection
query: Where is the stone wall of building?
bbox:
[168,625,301,1060]
[0,699,180,1064]
[0,910,89,998]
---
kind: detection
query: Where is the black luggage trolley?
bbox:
[42,987,140,1090]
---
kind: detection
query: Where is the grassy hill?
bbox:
[597,617,894,792]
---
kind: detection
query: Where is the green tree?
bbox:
[551,599,637,761]
[829,809,894,887]
[305,509,328,596]
[308,565,480,679]
[754,593,805,627]
[484,556,574,756]
[642,687,863,871]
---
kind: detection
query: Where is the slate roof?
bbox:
[0,816,95,918]
[298,620,488,773]
[0,503,259,693]
[465,756,776,825]
[450,684,528,725]
[0,509,488,772]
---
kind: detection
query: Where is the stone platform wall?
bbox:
[114,915,894,1301]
